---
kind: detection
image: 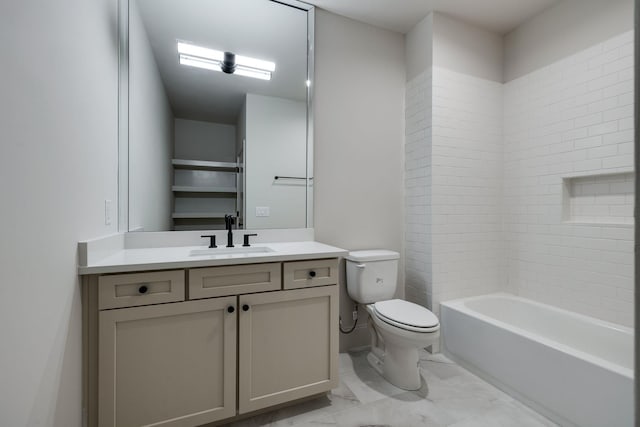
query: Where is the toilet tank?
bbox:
[345,250,400,304]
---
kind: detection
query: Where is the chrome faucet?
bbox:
[224,214,235,247]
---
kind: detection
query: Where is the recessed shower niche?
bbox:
[562,172,634,225]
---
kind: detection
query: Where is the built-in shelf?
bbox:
[562,172,634,226]
[171,157,241,231]
[172,159,238,171]
[172,186,237,193]
[172,212,229,219]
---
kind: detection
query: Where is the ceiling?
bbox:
[132,0,561,125]
[303,0,560,34]
[135,0,308,124]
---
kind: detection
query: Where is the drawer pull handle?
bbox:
[309,270,316,278]
[227,306,235,314]
[138,285,149,294]
[242,304,250,311]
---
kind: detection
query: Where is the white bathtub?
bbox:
[440,294,633,427]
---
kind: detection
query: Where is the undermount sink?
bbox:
[189,246,275,257]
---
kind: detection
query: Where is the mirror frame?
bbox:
[117,0,315,232]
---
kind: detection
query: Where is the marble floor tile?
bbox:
[447,400,558,427]
[327,393,455,427]
[226,349,558,427]
[225,397,332,427]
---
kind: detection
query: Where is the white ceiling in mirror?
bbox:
[135,0,307,124]
[304,0,559,34]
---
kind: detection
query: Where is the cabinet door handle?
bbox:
[242,304,250,311]
[138,285,149,294]
[308,270,316,278]
[227,306,235,314]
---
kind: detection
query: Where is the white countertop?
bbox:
[78,241,348,275]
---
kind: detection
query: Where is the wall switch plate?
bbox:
[255,206,270,217]
[104,199,112,226]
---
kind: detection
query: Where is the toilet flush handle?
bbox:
[356,264,366,269]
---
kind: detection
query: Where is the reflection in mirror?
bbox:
[125,0,313,231]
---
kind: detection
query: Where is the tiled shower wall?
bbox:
[405,69,433,309]
[431,67,505,314]
[405,67,505,317]
[503,30,634,326]
[405,31,634,326]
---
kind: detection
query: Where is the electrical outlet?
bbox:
[255,206,270,217]
[104,199,112,226]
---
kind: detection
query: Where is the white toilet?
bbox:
[345,249,440,391]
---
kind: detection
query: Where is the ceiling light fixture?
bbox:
[177,41,275,81]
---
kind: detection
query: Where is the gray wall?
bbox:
[405,11,504,83]
[433,12,504,83]
[504,0,634,82]
[129,0,173,232]
[174,119,236,162]
[244,94,307,229]
[0,0,119,425]
[314,9,406,350]
[405,13,433,81]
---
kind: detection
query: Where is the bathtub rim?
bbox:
[440,292,634,379]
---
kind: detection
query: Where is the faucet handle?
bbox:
[201,234,217,248]
[243,233,258,247]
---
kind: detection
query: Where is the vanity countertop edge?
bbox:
[78,240,348,275]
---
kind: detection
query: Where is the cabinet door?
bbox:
[99,297,237,427]
[238,285,338,414]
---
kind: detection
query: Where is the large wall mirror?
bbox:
[119,0,314,232]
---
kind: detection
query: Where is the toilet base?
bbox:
[367,345,422,391]
[367,351,384,376]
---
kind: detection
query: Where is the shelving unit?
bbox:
[172,185,237,193]
[172,158,240,230]
[171,212,229,219]
[172,159,238,171]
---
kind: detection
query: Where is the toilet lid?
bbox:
[373,299,439,329]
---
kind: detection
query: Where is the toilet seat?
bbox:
[372,299,440,333]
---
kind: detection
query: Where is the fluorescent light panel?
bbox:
[234,54,275,72]
[177,41,275,80]
[179,55,219,72]
[177,42,223,61]
[233,66,272,80]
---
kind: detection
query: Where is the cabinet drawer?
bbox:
[189,263,281,299]
[283,259,338,290]
[98,270,185,310]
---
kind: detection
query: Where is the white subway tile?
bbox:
[602,55,634,75]
[618,117,634,131]
[588,121,618,136]
[603,129,633,145]
[574,135,602,149]
[405,31,634,326]
[574,112,603,128]
[586,73,619,92]
[573,159,602,171]
[603,105,633,122]
[602,155,633,169]
[602,81,632,98]
[617,142,633,155]
[587,145,618,159]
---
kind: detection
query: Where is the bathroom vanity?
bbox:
[80,239,346,427]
